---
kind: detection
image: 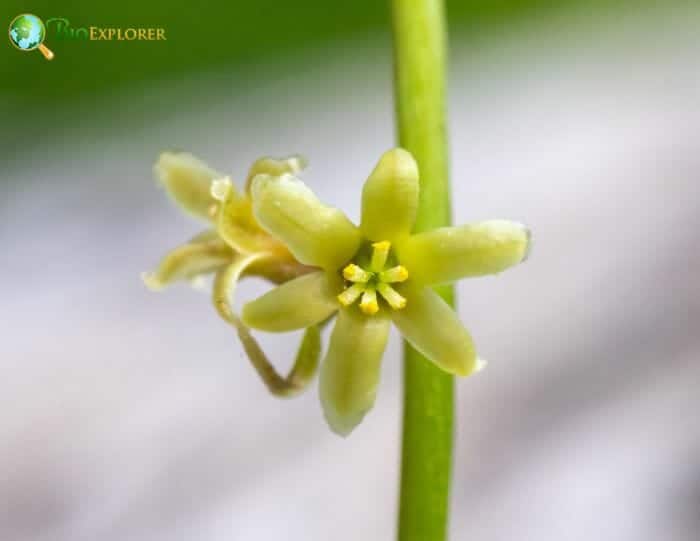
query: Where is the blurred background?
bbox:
[1,1,699,540]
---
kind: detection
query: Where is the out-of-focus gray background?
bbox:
[1,2,699,540]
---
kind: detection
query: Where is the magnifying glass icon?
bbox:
[8,14,55,60]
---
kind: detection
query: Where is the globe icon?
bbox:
[8,13,54,60]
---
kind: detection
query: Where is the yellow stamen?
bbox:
[377,283,407,310]
[339,240,410,314]
[337,283,364,306]
[379,265,408,283]
[359,287,379,315]
[342,264,372,283]
[370,241,391,271]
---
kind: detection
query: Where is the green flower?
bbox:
[242,148,531,435]
[143,152,322,397]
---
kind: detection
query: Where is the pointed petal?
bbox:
[320,308,390,436]
[213,255,321,397]
[251,174,361,270]
[155,152,224,221]
[142,232,233,290]
[241,271,340,332]
[244,155,307,192]
[400,221,531,286]
[360,148,419,242]
[391,287,477,376]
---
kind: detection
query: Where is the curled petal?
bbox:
[400,221,531,286]
[213,254,322,397]
[142,232,233,290]
[241,271,340,332]
[251,174,361,270]
[244,155,307,192]
[155,152,224,221]
[211,177,281,255]
[391,287,477,376]
[360,148,419,242]
[212,252,269,321]
[320,307,390,436]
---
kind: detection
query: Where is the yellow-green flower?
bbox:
[143,151,311,287]
[242,148,531,435]
[143,151,321,396]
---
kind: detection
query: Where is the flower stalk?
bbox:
[392,0,454,539]
[145,3,531,534]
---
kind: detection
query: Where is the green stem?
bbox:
[392,1,454,540]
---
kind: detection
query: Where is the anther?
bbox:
[337,283,364,306]
[343,264,372,283]
[379,265,408,283]
[359,287,379,315]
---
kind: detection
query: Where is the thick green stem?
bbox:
[392,1,454,540]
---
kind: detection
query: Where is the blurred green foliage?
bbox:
[0,0,650,104]
[0,0,683,170]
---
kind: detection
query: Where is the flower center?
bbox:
[337,241,409,315]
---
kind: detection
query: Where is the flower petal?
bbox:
[360,148,419,242]
[213,254,322,397]
[241,271,340,332]
[155,152,224,221]
[391,287,477,376]
[212,252,270,322]
[320,307,390,436]
[244,257,317,285]
[400,221,531,286]
[142,232,233,290]
[211,177,280,255]
[251,173,361,270]
[244,155,307,192]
